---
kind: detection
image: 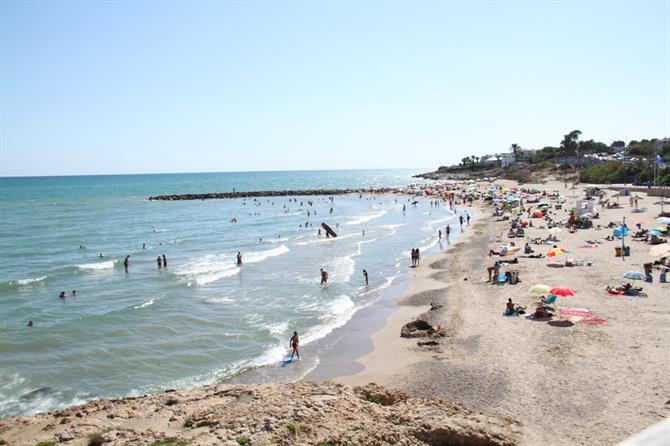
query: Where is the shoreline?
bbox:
[334,207,488,386]
[3,178,669,445]
[336,179,670,445]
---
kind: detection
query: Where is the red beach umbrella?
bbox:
[549,287,576,297]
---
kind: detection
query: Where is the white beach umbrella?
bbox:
[649,244,670,257]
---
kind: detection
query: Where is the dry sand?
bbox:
[337,180,670,445]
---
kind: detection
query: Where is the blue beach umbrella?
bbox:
[623,271,645,280]
[613,226,629,237]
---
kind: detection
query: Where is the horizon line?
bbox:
[0,166,432,180]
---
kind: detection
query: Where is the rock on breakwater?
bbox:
[149,188,401,201]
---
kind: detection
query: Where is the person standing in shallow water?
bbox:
[162,254,167,268]
[124,255,129,272]
[363,269,369,285]
[320,268,328,285]
[157,256,162,269]
[289,331,300,359]
[236,252,242,265]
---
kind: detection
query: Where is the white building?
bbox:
[500,153,515,168]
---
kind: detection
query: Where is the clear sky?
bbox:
[1,1,668,176]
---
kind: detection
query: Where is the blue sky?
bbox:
[1,1,668,176]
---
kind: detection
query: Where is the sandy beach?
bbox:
[338,179,670,445]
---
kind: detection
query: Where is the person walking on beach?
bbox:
[320,268,328,285]
[363,269,369,285]
[157,255,162,269]
[459,215,464,229]
[289,331,300,360]
[466,213,471,225]
[124,255,130,272]
[162,254,167,268]
[415,248,421,265]
[410,248,416,266]
[438,229,442,240]
[237,252,242,265]
[446,224,451,241]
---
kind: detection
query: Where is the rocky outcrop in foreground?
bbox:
[0,382,520,446]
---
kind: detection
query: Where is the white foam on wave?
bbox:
[302,294,357,344]
[279,211,303,217]
[245,245,290,263]
[354,238,379,257]
[344,210,386,226]
[294,233,357,246]
[12,275,47,286]
[263,321,289,337]
[77,259,118,270]
[0,374,90,418]
[322,256,355,284]
[205,296,235,305]
[358,275,396,296]
[178,245,289,285]
[134,295,163,309]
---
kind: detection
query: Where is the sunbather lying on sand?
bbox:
[606,283,643,295]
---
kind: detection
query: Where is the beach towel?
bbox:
[579,317,607,325]
[503,312,521,317]
[577,245,598,249]
[559,308,593,317]
[607,290,625,296]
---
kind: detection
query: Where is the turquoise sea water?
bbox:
[0,169,467,417]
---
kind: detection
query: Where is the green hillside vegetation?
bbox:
[435,131,670,185]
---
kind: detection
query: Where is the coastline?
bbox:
[329,206,487,385]
[3,179,670,445]
[336,179,670,445]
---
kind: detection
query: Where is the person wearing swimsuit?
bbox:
[289,331,300,359]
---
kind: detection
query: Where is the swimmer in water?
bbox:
[124,255,130,272]
[27,320,34,327]
[59,291,66,299]
[237,251,242,265]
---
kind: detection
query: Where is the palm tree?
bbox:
[510,144,522,162]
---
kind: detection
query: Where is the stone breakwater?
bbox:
[0,382,520,446]
[148,188,401,201]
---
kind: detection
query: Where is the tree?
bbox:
[509,143,522,162]
[561,130,582,165]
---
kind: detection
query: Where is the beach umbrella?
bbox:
[549,287,576,297]
[547,247,567,257]
[657,217,670,225]
[649,244,670,257]
[613,226,629,237]
[548,227,562,234]
[623,271,645,280]
[633,220,646,226]
[653,200,670,213]
[529,284,552,294]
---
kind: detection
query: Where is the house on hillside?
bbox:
[480,155,499,167]
[500,153,515,168]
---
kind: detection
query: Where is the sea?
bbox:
[0,169,468,417]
